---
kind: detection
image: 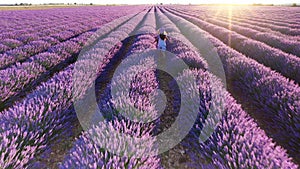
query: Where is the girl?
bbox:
[155,28,168,51]
[155,28,168,67]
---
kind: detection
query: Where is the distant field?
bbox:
[0,5,95,10]
[0,5,299,169]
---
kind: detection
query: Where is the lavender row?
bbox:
[226,10,300,35]
[170,7,300,52]
[183,6,300,31]
[59,119,161,169]
[212,14,300,39]
[217,7,300,29]
[174,7,300,43]
[109,8,158,120]
[0,33,126,169]
[0,32,92,104]
[72,11,148,101]
[61,13,162,168]
[0,39,121,167]
[0,10,145,104]
[71,8,151,99]
[0,64,75,168]
[0,33,82,68]
[175,6,300,36]
[207,15,300,42]
[226,54,300,163]
[0,42,118,168]
[0,10,148,168]
[176,69,297,168]
[163,8,300,163]
[134,8,156,35]
[0,6,146,36]
[166,8,300,83]
[0,6,145,55]
[232,14,300,35]
[179,5,300,26]
[0,24,107,68]
[61,58,161,168]
[0,40,52,68]
[188,11,300,57]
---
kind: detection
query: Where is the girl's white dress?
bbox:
[157,37,166,51]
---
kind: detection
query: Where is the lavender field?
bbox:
[0,5,299,169]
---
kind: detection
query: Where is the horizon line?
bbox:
[0,2,299,5]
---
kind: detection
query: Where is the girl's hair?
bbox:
[159,34,167,40]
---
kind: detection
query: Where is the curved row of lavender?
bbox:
[0,11,142,106]
[0,6,146,68]
[174,8,300,57]
[162,7,300,164]
[178,69,296,168]
[0,8,149,168]
[166,8,300,83]
[60,8,163,168]
[174,6,300,36]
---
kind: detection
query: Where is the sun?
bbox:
[220,0,255,4]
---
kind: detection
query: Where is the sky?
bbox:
[1,0,298,5]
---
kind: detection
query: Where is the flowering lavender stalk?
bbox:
[0,61,46,102]
[0,44,10,53]
[1,39,23,49]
